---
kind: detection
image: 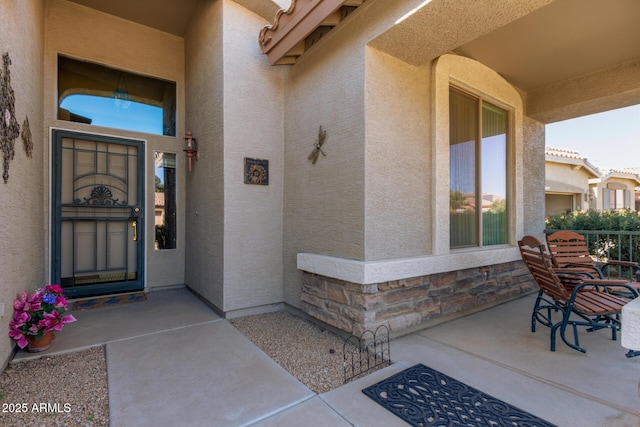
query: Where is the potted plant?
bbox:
[8,285,76,352]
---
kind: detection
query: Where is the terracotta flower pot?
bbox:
[26,330,55,353]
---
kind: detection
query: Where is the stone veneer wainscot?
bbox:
[301,261,536,336]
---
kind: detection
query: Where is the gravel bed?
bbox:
[0,310,383,426]
[0,346,109,427]
[231,310,383,394]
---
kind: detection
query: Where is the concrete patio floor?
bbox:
[12,288,640,426]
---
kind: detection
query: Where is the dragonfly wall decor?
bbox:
[308,126,327,164]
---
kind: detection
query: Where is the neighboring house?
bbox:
[589,169,640,211]
[3,0,640,367]
[620,167,640,210]
[545,147,640,216]
[544,147,600,216]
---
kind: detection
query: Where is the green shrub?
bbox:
[545,209,640,269]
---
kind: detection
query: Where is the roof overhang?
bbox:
[598,172,640,186]
[67,0,640,124]
[258,0,365,65]
[544,180,586,195]
[545,155,601,179]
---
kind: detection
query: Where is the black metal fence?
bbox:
[343,325,391,384]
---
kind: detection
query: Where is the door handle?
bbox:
[130,206,140,241]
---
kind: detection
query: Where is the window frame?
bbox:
[57,55,177,137]
[608,188,628,209]
[433,54,524,259]
[449,85,512,249]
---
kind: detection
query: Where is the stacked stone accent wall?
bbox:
[301,260,536,336]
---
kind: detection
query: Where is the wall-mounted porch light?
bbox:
[183,131,198,172]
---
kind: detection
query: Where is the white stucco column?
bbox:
[621,298,640,400]
[622,298,640,350]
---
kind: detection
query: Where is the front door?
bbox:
[51,130,145,298]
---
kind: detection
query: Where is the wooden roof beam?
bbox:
[259,0,358,65]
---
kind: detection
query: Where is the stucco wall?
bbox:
[545,161,594,213]
[284,0,552,307]
[523,116,546,237]
[545,162,593,197]
[44,0,187,291]
[184,0,225,308]
[222,0,285,313]
[0,0,45,367]
[282,0,428,308]
[185,0,285,314]
[298,52,530,287]
[282,16,367,307]
[364,48,431,260]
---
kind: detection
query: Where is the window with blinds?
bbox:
[449,87,509,248]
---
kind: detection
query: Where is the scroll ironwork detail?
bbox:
[343,325,391,384]
[74,184,126,206]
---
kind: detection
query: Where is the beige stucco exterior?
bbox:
[0,0,46,366]
[2,0,640,366]
[589,172,640,212]
[544,148,601,216]
[184,0,285,314]
[544,148,640,215]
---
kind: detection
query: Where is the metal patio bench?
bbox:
[546,230,639,281]
[518,235,638,355]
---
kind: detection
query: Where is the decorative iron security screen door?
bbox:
[52,130,144,298]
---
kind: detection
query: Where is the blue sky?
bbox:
[545,104,640,170]
[61,94,163,135]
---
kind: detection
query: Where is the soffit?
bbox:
[454,0,640,91]
[66,0,284,35]
[66,0,640,94]
[66,0,200,36]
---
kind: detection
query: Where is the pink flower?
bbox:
[46,284,63,294]
[10,311,30,327]
[13,291,28,310]
[40,311,61,331]
[61,314,76,324]
[8,285,76,348]
[27,292,42,303]
[39,311,75,332]
[24,293,42,312]
[26,301,42,313]
[8,329,28,349]
[54,296,68,309]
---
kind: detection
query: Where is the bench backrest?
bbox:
[518,235,571,302]
[546,230,594,268]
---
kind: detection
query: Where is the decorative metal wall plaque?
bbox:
[1,52,21,183]
[244,157,269,185]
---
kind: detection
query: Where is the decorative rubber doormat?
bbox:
[73,292,147,311]
[362,364,556,427]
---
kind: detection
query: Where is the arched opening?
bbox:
[57,55,176,136]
